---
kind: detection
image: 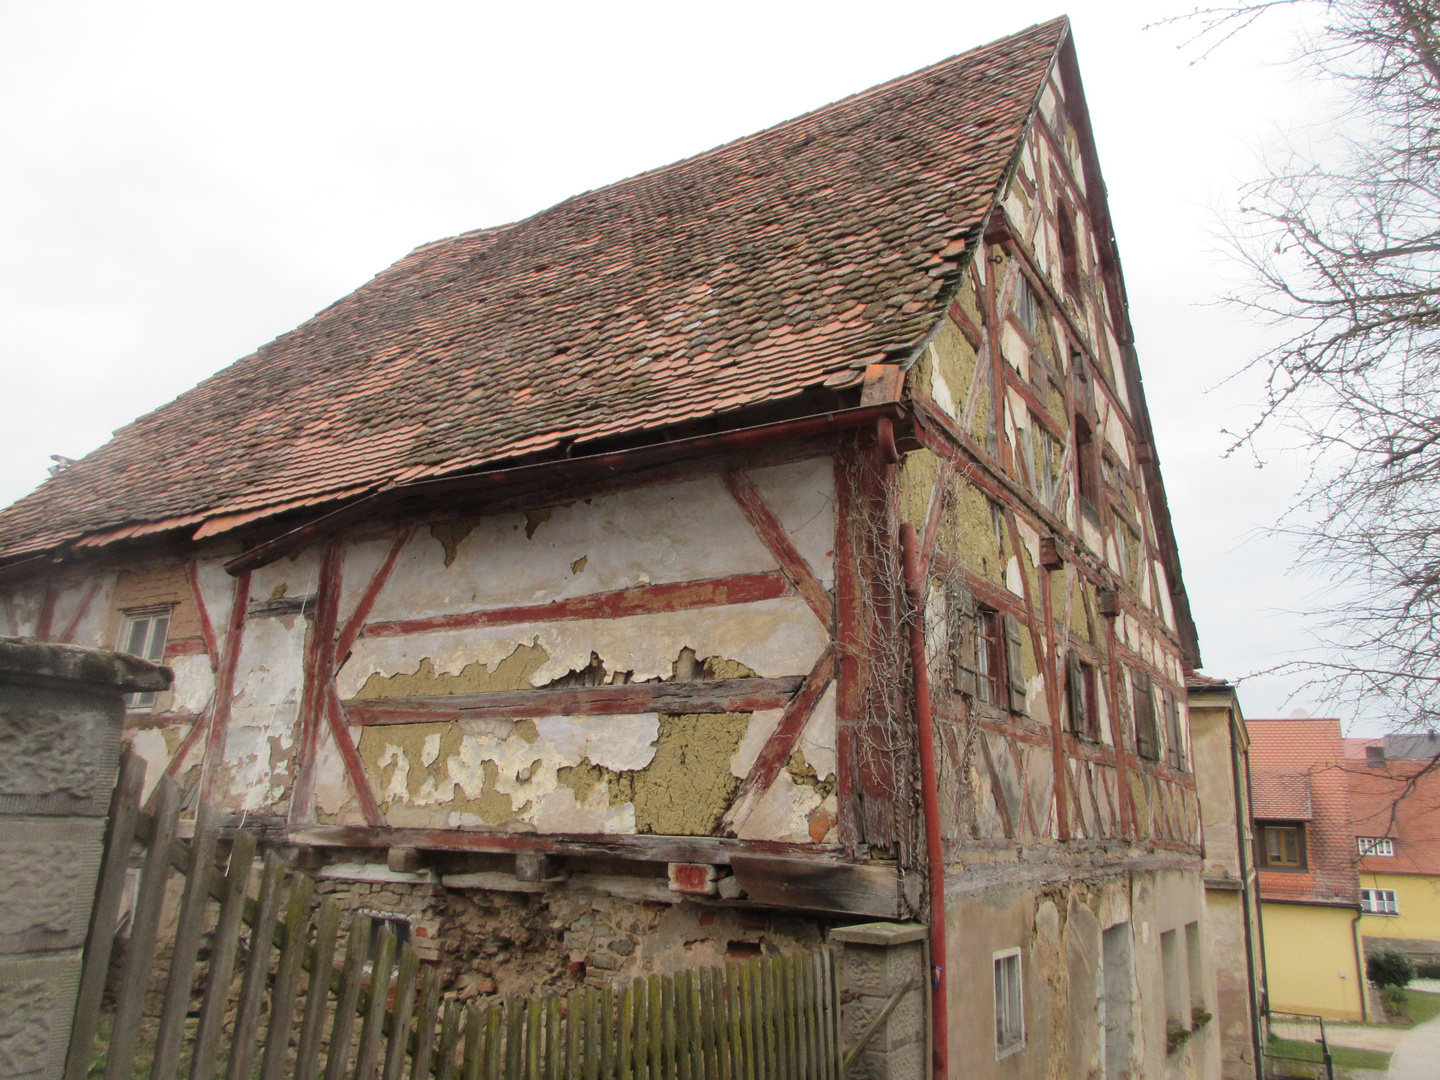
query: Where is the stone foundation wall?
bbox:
[298,870,829,1005]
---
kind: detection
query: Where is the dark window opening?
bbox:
[1066,650,1100,741]
[1075,417,1100,524]
[1057,200,1081,299]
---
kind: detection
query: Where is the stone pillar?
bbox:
[0,637,169,1080]
[829,921,929,1080]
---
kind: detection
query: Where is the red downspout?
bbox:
[900,522,949,1080]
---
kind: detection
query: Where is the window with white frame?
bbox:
[119,609,170,710]
[1360,889,1399,915]
[1358,837,1395,857]
[994,948,1024,1056]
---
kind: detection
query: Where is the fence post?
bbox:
[0,639,169,1080]
[828,923,929,1080]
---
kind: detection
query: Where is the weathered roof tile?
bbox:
[0,18,1066,560]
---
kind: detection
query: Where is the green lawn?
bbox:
[1267,1035,1390,1079]
[1391,987,1440,1027]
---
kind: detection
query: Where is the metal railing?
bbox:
[1263,1011,1334,1080]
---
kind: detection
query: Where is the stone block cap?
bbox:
[0,636,172,693]
[829,921,928,946]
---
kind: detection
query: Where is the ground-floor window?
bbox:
[994,948,1024,1056]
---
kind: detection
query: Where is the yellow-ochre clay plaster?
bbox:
[430,521,476,569]
[628,713,749,835]
[950,479,1004,584]
[353,642,551,699]
[897,450,941,532]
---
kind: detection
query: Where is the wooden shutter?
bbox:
[1066,649,1084,735]
[1132,669,1157,759]
[949,585,978,696]
[1004,614,1027,714]
[1165,693,1184,769]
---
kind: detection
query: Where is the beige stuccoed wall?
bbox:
[941,867,1217,1080]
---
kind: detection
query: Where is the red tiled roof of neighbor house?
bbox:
[1247,719,1360,907]
[0,19,1069,563]
[1344,737,1440,878]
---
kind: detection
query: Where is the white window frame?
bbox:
[1360,889,1399,915]
[1358,837,1395,857]
[119,608,171,711]
[994,947,1025,1058]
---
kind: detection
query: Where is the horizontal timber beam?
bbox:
[343,676,805,725]
[361,570,792,638]
[284,825,841,866]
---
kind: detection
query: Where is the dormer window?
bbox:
[1257,823,1307,870]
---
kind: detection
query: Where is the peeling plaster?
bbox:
[339,596,829,698]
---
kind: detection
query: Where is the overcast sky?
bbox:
[1,1,1368,728]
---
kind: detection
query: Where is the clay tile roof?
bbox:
[1343,737,1440,877]
[1246,719,1360,907]
[1251,774,1313,820]
[0,18,1068,562]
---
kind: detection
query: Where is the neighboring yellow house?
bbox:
[1347,735,1440,967]
[1247,719,1366,1022]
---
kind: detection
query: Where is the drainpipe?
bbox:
[1352,911,1369,1023]
[1229,708,1264,1079]
[899,523,948,1080]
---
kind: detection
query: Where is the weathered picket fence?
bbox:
[65,749,844,1080]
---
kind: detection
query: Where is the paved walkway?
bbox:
[1386,1009,1440,1080]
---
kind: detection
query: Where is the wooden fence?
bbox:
[65,749,845,1080]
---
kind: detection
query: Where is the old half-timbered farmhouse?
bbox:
[0,18,1220,1080]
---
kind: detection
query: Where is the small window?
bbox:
[976,608,1004,706]
[119,610,170,711]
[1360,889,1399,915]
[1132,670,1159,760]
[994,949,1024,1056]
[1066,650,1099,741]
[1257,824,1306,869]
[1013,275,1038,337]
[1358,837,1395,857]
[1366,745,1387,768]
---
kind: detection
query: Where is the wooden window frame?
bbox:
[951,588,1026,716]
[994,948,1025,1057]
[1358,837,1396,857]
[119,607,172,711]
[1256,822,1307,871]
[1360,889,1399,915]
